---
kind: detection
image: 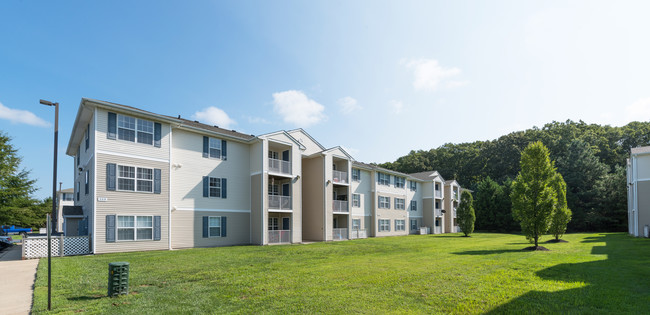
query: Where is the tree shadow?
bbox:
[67,295,104,301]
[486,233,650,314]
[452,249,523,255]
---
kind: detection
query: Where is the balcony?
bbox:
[435,209,443,217]
[268,195,292,210]
[268,230,291,244]
[332,170,348,184]
[350,229,367,239]
[268,158,291,175]
[435,190,442,198]
[333,200,349,212]
[333,228,348,240]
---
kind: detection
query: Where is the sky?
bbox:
[1,0,650,200]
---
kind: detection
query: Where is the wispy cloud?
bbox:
[390,100,404,114]
[246,116,271,124]
[337,96,362,115]
[192,106,236,129]
[0,101,50,127]
[272,90,326,127]
[402,58,467,91]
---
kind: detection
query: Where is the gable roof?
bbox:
[286,128,326,151]
[322,146,355,161]
[408,171,445,182]
[257,130,306,150]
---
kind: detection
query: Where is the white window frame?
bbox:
[209,138,222,159]
[410,200,417,211]
[379,219,390,232]
[410,219,418,231]
[409,181,417,191]
[208,216,222,237]
[379,196,391,209]
[117,114,154,145]
[352,169,361,182]
[352,194,360,207]
[395,177,405,188]
[116,215,153,241]
[395,198,405,210]
[117,165,153,193]
[209,177,222,198]
[352,219,361,230]
[378,173,390,186]
[268,151,279,159]
[395,220,406,231]
[268,217,279,230]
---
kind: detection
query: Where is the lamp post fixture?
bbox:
[40,99,59,234]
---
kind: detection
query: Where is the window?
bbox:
[76,182,80,201]
[268,184,279,196]
[395,220,406,231]
[117,114,154,145]
[268,217,279,230]
[209,138,222,158]
[395,198,405,210]
[117,165,153,192]
[410,219,418,231]
[435,200,440,209]
[352,169,361,182]
[61,193,73,201]
[395,177,405,188]
[410,200,417,211]
[378,196,391,209]
[435,183,440,191]
[268,151,279,159]
[85,123,90,151]
[117,215,152,241]
[85,170,89,195]
[409,181,417,191]
[352,194,360,207]
[209,177,222,197]
[378,172,391,185]
[352,219,361,230]
[208,216,222,237]
[379,219,391,232]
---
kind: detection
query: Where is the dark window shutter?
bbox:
[106,163,116,191]
[221,140,227,160]
[106,215,116,242]
[85,123,90,150]
[154,216,161,241]
[154,123,162,148]
[221,178,227,199]
[202,216,209,238]
[107,112,117,140]
[221,216,227,237]
[154,169,161,194]
[202,136,209,158]
[282,150,290,161]
[76,150,80,166]
[378,195,381,208]
[203,176,209,197]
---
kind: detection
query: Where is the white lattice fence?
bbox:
[23,236,91,259]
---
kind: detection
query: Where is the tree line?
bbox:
[379,120,649,233]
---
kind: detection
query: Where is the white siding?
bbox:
[351,168,372,217]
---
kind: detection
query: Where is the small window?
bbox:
[209,177,222,198]
[209,216,222,237]
[117,165,153,193]
[409,181,417,191]
[410,200,417,211]
[268,217,279,230]
[378,196,391,209]
[395,198,405,210]
[395,220,406,231]
[117,114,154,145]
[410,219,418,230]
[435,183,440,191]
[395,177,405,188]
[352,169,361,182]
[435,200,440,209]
[379,219,391,232]
[268,151,279,159]
[85,124,90,151]
[378,173,391,186]
[76,182,80,201]
[352,219,361,230]
[209,138,222,158]
[117,215,152,241]
[352,194,360,207]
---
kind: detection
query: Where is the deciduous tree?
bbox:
[457,190,476,237]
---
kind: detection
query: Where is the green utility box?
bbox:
[108,262,130,297]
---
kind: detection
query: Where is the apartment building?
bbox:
[627,146,650,237]
[55,188,74,234]
[66,98,463,254]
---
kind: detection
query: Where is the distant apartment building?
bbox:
[628,146,650,237]
[66,98,464,254]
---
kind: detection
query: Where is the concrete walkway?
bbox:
[0,245,39,315]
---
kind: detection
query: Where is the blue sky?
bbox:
[1,0,649,199]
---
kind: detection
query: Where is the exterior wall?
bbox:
[351,168,372,235]
[637,181,650,237]
[250,142,263,244]
[302,156,325,241]
[171,210,250,248]
[422,198,434,232]
[94,153,169,254]
[406,180,423,234]
[629,152,650,237]
[287,130,322,156]
[374,171,409,237]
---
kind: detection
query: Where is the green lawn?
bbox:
[32,233,650,314]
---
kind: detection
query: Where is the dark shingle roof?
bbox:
[408,171,440,181]
[175,118,256,141]
[62,206,84,216]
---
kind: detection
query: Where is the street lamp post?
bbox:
[40,99,59,234]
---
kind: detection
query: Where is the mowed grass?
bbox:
[32,233,650,314]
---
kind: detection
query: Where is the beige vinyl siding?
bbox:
[351,168,372,217]
[250,141,263,175]
[375,191,409,237]
[170,129,251,210]
[422,198,435,232]
[171,210,250,248]
[638,155,650,179]
[95,108,170,161]
[302,156,325,241]
[287,129,322,156]
[95,153,169,254]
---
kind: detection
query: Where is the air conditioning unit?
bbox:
[644,225,649,238]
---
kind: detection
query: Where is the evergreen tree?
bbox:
[549,173,572,241]
[457,190,476,237]
[474,177,500,231]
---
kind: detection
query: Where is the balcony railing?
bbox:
[453,192,459,200]
[350,229,367,239]
[268,158,291,175]
[333,200,348,212]
[435,209,443,217]
[332,170,348,184]
[435,190,442,198]
[268,230,291,244]
[333,228,348,240]
[268,195,292,210]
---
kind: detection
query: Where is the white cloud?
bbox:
[192,106,236,129]
[337,96,362,114]
[390,100,404,114]
[272,90,326,127]
[0,101,51,127]
[403,58,466,91]
[625,97,650,122]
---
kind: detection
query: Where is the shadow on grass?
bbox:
[67,295,104,301]
[452,249,523,255]
[486,233,650,314]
